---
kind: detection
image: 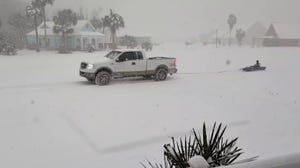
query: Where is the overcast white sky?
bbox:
[12,0,300,41]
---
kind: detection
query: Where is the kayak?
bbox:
[242,66,266,72]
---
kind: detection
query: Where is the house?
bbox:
[26,20,105,50]
[206,22,267,46]
[243,22,267,46]
[259,23,300,47]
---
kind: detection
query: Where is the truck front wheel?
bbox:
[154,68,168,81]
[95,71,111,85]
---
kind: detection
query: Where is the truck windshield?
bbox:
[105,51,122,59]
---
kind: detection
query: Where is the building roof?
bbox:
[268,23,300,39]
[27,20,104,37]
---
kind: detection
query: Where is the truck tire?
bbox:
[95,71,111,85]
[154,68,168,81]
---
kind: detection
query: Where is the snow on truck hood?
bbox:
[95,56,111,64]
[84,56,111,64]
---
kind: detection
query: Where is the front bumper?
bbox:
[80,71,95,79]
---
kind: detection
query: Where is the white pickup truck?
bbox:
[79,49,177,85]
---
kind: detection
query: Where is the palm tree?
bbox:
[106,9,125,49]
[39,0,55,49]
[53,9,78,53]
[101,15,110,34]
[227,14,237,46]
[99,16,110,49]
[26,0,42,52]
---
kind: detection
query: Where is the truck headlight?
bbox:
[87,64,94,69]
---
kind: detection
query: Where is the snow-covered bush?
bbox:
[0,33,17,55]
[142,41,153,51]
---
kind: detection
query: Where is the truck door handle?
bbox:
[132,62,136,65]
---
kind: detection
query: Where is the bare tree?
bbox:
[236,28,246,46]
[8,13,34,48]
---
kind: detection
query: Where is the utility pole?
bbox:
[216,29,218,48]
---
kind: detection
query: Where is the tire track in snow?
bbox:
[0,81,75,90]
[100,120,250,154]
[0,69,240,93]
[58,116,249,155]
[60,112,102,154]
[177,69,240,75]
[0,81,95,94]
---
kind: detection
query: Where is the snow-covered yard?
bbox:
[0,44,300,168]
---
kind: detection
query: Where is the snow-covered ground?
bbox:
[0,44,300,168]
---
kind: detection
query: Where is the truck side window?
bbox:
[117,52,136,62]
[136,52,143,60]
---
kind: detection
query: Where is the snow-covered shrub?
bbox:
[119,35,138,49]
[0,33,17,55]
[58,46,71,54]
[141,41,153,51]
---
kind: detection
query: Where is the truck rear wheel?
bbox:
[95,71,111,85]
[154,68,168,81]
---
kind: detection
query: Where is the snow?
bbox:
[188,156,209,168]
[0,44,300,168]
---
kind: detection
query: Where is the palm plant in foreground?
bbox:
[192,123,242,166]
[142,122,255,168]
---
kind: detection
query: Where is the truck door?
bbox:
[114,51,137,76]
[134,51,147,75]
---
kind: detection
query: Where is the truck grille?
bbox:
[81,62,87,69]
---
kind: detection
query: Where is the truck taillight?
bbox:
[171,59,176,66]
[169,59,176,67]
